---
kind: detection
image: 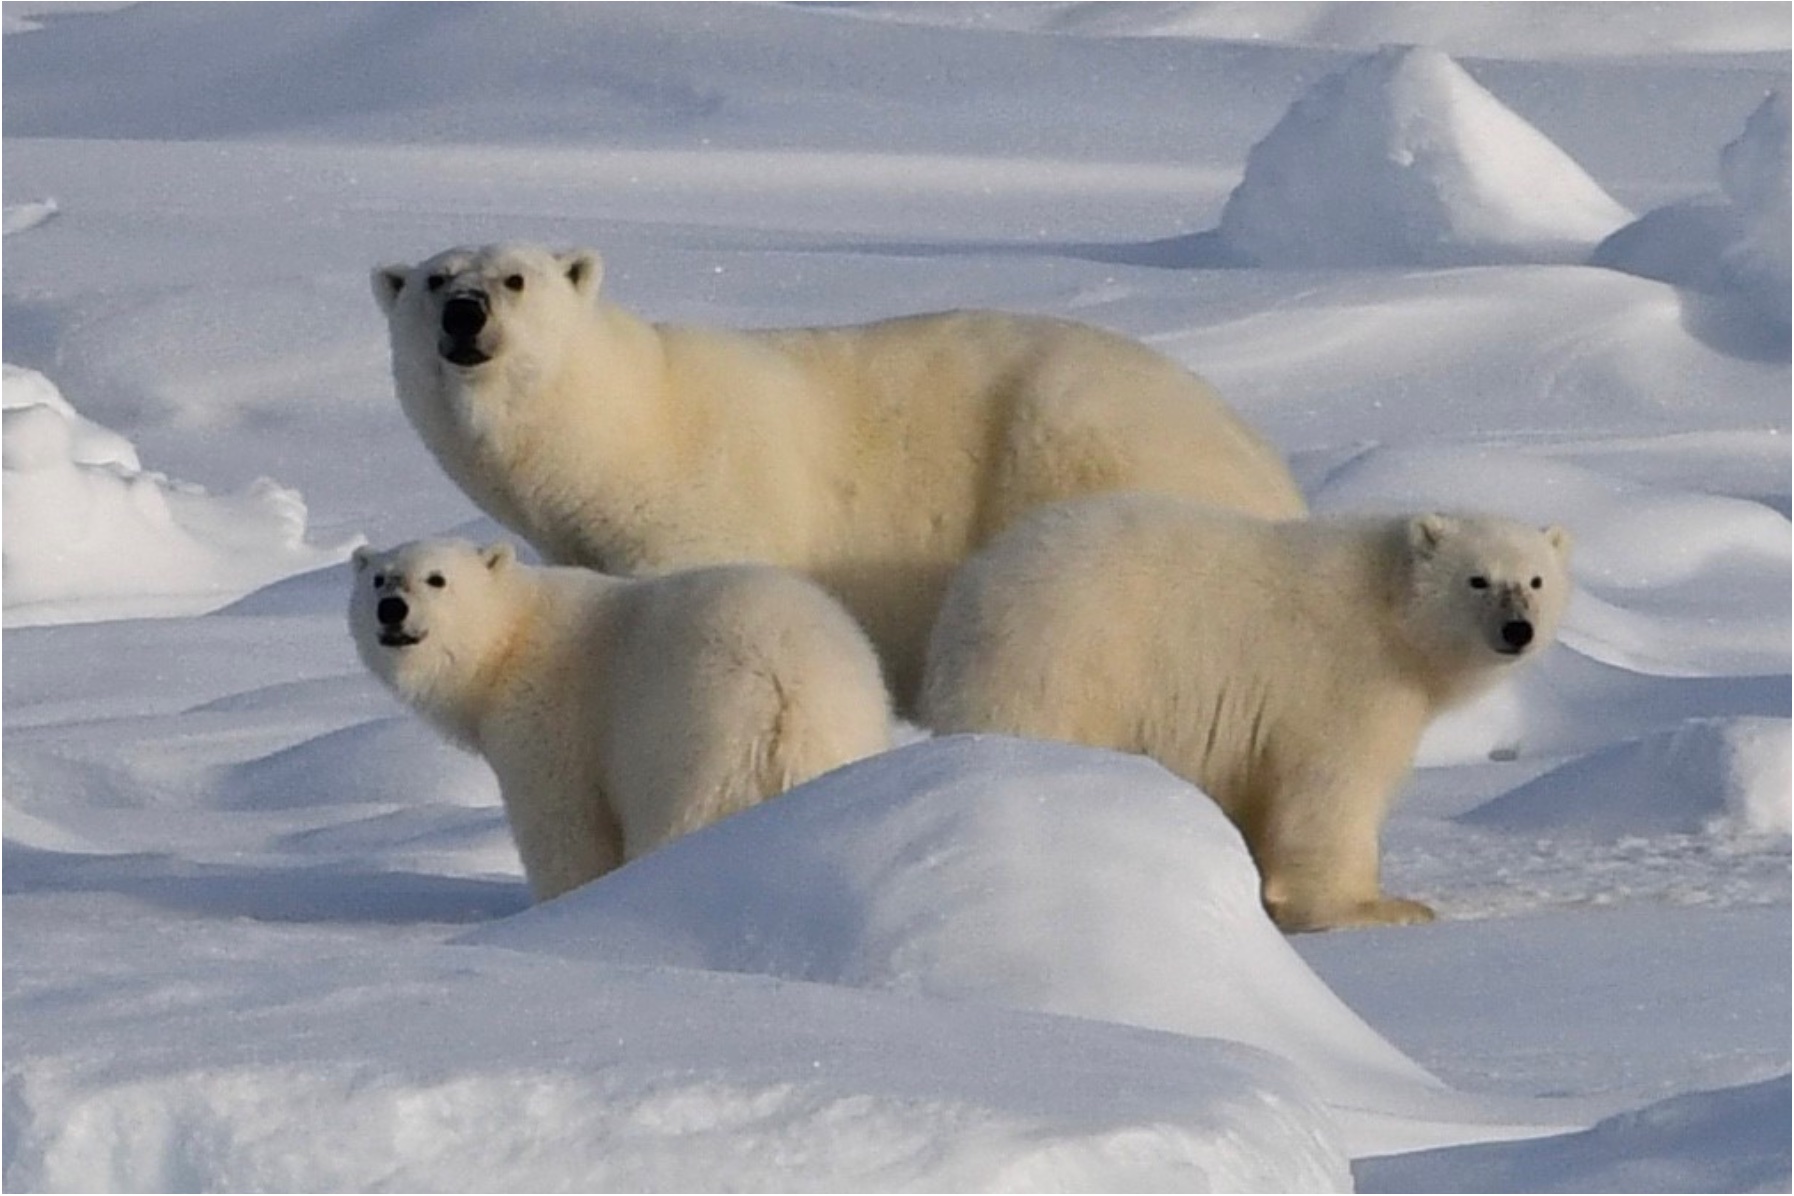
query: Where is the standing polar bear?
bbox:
[349,538,892,902]
[372,243,1306,706]
[919,494,1573,932]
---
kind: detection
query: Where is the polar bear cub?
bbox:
[372,243,1307,708]
[350,539,892,902]
[920,494,1572,932]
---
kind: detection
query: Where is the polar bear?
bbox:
[349,538,892,902]
[919,495,1572,932]
[372,243,1306,707]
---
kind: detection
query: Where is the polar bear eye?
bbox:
[1530,576,1543,590]
[372,573,387,589]
[426,274,446,292]
[503,274,525,293]
[426,573,447,589]
[1468,576,1490,590]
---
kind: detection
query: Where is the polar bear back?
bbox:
[921,497,1411,767]
[618,309,1305,563]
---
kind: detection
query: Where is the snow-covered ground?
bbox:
[3,4,1788,1191]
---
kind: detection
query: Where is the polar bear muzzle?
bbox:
[1497,618,1534,654]
[439,291,493,367]
[375,594,427,648]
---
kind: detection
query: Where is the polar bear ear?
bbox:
[557,250,603,302]
[1543,524,1572,558]
[351,545,373,573]
[1409,513,1455,557]
[372,265,410,315]
[481,542,518,573]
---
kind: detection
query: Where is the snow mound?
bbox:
[1717,88,1792,326]
[1358,1074,1792,1194]
[2,362,138,468]
[464,735,1596,1156]
[3,197,59,235]
[3,925,1352,1194]
[1217,45,1631,268]
[2,365,361,627]
[1465,717,1793,840]
[1595,89,1790,330]
[221,716,499,813]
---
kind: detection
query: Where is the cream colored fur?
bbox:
[919,495,1572,932]
[349,539,892,902]
[372,243,1307,707]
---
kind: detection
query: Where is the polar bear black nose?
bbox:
[1500,619,1534,650]
[377,596,409,626]
[441,294,487,339]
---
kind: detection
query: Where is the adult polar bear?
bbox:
[920,495,1573,932]
[373,243,1306,706]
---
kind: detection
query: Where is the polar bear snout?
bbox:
[1498,618,1535,654]
[373,594,426,648]
[442,294,486,338]
[438,292,494,367]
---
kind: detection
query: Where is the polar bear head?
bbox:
[349,538,523,739]
[1399,513,1572,695]
[372,243,603,377]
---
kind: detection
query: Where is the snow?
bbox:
[2,4,1788,1193]
[1595,86,1791,332]
[1215,45,1633,267]
[2,366,359,627]
[824,3,1793,59]
[2,198,59,237]
[1356,1076,1792,1194]
[460,735,1630,1160]
[7,917,1351,1193]
[1465,716,1792,839]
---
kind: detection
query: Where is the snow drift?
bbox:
[3,918,1353,1194]
[1,365,359,626]
[1594,87,1791,332]
[1357,1075,1792,1194]
[465,735,1602,1156]
[1216,45,1632,267]
[1466,716,1793,839]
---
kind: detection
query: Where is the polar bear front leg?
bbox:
[1252,757,1434,933]
[491,759,626,903]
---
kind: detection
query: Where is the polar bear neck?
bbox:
[1305,518,1482,715]
[451,577,563,751]
[429,303,680,572]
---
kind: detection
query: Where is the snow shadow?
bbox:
[2,842,529,925]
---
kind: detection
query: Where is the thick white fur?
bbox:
[919,494,1573,932]
[350,539,892,902]
[372,243,1307,706]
